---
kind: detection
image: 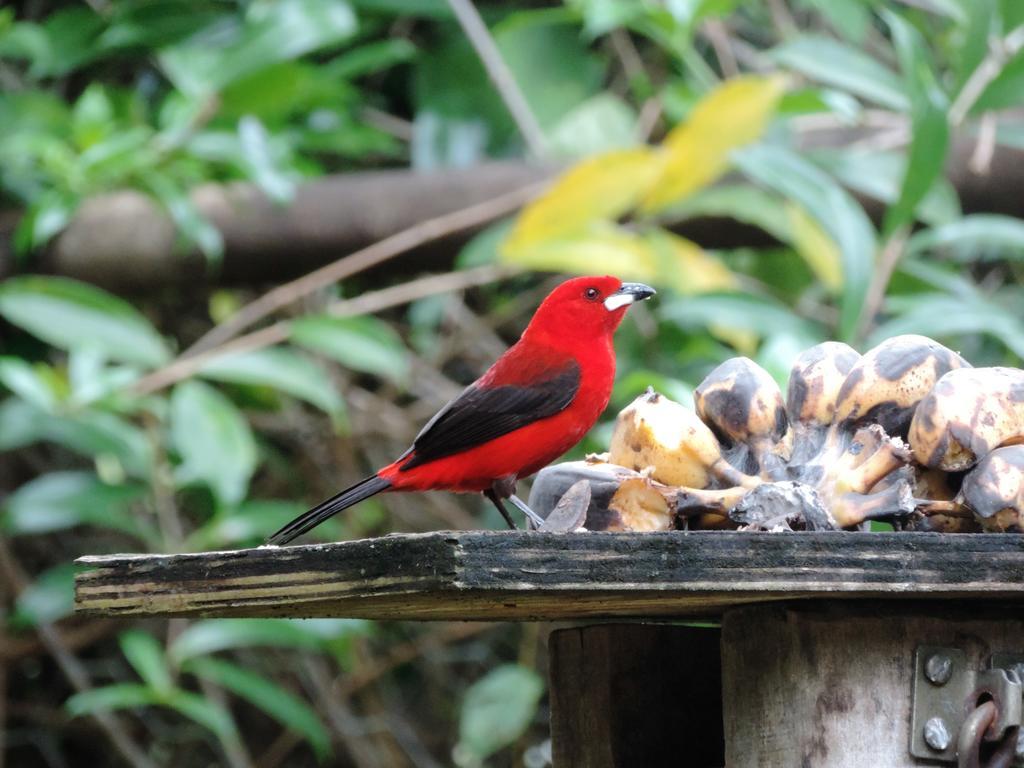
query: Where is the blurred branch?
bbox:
[1,163,552,291]
[970,112,998,174]
[445,0,547,156]
[950,25,1024,125]
[856,226,910,343]
[0,620,114,663]
[358,107,414,142]
[336,623,494,698]
[302,657,396,768]
[9,125,1024,294]
[182,182,544,356]
[132,263,517,395]
[635,97,664,143]
[766,0,798,37]
[610,29,648,86]
[702,20,739,78]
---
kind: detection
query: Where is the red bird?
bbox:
[267,276,655,545]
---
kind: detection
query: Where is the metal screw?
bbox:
[924,717,952,751]
[925,653,954,685]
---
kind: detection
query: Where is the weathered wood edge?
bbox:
[74,531,1024,620]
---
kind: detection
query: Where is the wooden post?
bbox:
[73,532,1024,765]
[720,603,1024,768]
[548,624,723,767]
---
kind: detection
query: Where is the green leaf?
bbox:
[809,150,960,227]
[237,116,295,203]
[0,277,170,368]
[0,356,59,411]
[796,0,871,42]
[10,564,76,628]
[66,684,159,717]
[667,184,792,242]
[950,0,995,90]
[15,190,75,253]
[545,94,638,159]
[170,618,330,663]
[870,293,1024,359]
[71,84,115,150]
[349,0,451,15]
[98,1,226,50]
[164,690,239,746]
[412,36,509,165]
[660,292,824,345]
[0,399,153,479]
[494,11,605,132]
[454,665,544,765]
[291,315,410,385]
[170,381,258,506]
[146,174,224,262]
[199,346,344,418]
[456,219,514,269]
[882,11,950,235]
[734,145,877,340]
[897,257,985,298]
[185,499,312,549]
[785,202,842,292]
[184,657,331,759]
[906,214,1024,259]
[159,0,357,96]
[67,347,142,407]
[2,471,147,539]
[4,8,107,78]
[771,35,909,110]
[120,630,173,694]
[326,38,417,80]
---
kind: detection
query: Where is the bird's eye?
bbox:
[584,287,600,301]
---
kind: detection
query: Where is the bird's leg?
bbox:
[488,477,545,529]
[484,488,519,530]
[508,494,545,528]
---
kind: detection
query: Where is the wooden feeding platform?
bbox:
[75,531,1024,767]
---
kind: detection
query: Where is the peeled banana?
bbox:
[608,389,757,489]
[832,334,969,437]
[694,357,789,479]
[786,342,860,463]
[910,367,1024,471]
[957,445,1024,532]
[528,334,1024,536]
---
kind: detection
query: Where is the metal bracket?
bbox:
[911,646,1024,764]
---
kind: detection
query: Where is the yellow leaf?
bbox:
[641,75,787,213]
[501,223,737,298]
[503,148,663,254]
[502,221,656,280]
[709,325,759,356]
[785,202,843,292]
[643,230,737,294]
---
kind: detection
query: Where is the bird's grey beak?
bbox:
[604,282,656,311]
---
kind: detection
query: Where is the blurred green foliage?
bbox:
[3,0,1024,765]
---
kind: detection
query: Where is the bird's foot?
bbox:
[509,494,545,529]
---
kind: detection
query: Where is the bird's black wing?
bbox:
[398,361,581,471]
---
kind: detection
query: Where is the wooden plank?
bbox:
[75,531,1024,620]
[720,603,1024,768]
[548,624,723,767]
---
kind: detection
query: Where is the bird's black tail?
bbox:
[266,475,391,546]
